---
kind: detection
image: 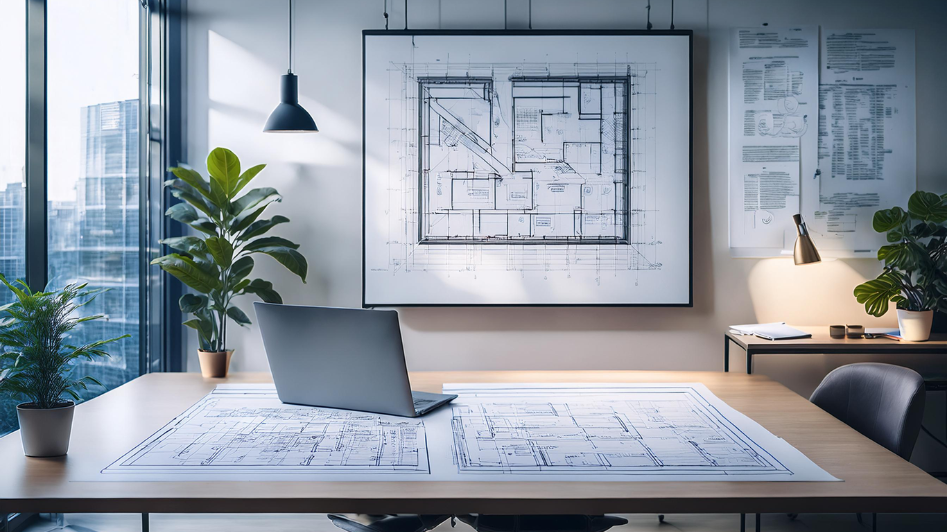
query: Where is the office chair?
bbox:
[800,363,926,532]
[328,514,629,532]
[810,362,925,461]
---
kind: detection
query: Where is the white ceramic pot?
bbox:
[897,309,934,342]
[16,401,75,457]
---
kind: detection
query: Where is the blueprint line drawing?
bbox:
[419,75,629,245]
[103,386,429,476]
[363,33,692,305]
[442,383,837,480]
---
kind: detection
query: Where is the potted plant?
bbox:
[854,191,947,341]
[153,147,307,377]
[0,276,128,457]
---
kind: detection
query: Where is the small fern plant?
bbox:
[0,276,129,409]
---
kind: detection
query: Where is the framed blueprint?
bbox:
[362,31,692,306]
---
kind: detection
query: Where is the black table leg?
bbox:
[724,335,730,372]
[142,513,149,532]
[740,513,746,532]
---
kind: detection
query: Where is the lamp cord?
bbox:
[384,0,389,30]
[288,0,294,73]
[404,0,408,30]
[528,0,532,29]
[670,0,674,29]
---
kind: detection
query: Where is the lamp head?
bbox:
[263,73,318,133]
[792,214,821,265]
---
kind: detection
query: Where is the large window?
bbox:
[46,0,142,404]
[0,0,27,436]
[0,0,173,440]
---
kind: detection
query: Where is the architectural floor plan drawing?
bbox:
[363,33,692,305]
[102,385,429,480]
[98,384,835,482]
[440,383,838,481]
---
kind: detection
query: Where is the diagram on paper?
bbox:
[103,386,429,476]
[444,383,823,478]
[363,34,691,305]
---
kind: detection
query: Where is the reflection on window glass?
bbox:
[45,0,141,415]
[0,0,26,436]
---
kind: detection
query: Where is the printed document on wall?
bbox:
[729,27,819,257]
[813,29,916,257]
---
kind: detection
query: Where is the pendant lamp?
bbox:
[264,0,318,133]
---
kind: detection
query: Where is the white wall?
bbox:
[184,0,947,373]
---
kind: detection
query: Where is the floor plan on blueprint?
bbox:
[102,385,430,480]
[99,383,835,482]
[363,32,691,305]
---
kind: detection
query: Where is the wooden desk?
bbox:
[1,371,946,516]
[724,326,947,374]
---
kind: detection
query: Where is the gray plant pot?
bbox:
[16,401,75,457]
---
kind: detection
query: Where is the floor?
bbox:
[22,512,947,532]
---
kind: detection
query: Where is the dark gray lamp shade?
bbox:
[263,73,318,132]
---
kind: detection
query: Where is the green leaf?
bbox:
[189,220,219,235]
[184,317,214,346]
[244,236,300,250]
[160,236,209,259]
[907,191,947,223]
[233,164,266,196]
[240,279,282,303]
[249,246,308,282]
[230,187,280,216]
[226,306,252,327]
[167,180,219,219]
[231,206,267,233]
[205,236,234,269]
[854,275,901,317]
[877,242,926,271]
[179,293,208,313]
[170,167,211,197]
[207,175,230,211]
[151,254,221,293]
[240,215,289,240]
[872,206,908,233]
[166,202,199,224]
[228,256,254,283]
[206,147,241,197]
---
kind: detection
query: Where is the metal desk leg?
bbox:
[740,513,746,532]
[724,335,730,372]
[746,348,753,375]
[756,513,761,531]
[142,513,149,532]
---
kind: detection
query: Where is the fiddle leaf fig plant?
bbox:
[0,276,129,409]
[152,148,307,352]
[854,191,947,317]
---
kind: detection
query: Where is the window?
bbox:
[0,0,27,437]
[45,0,142,405]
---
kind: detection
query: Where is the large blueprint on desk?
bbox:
[101,383,837,481]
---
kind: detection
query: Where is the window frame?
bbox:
[21,0,186,377]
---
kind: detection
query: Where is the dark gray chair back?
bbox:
[810,363,925,460]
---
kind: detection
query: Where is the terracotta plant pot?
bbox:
[898,309,933,342]
[198,350,234,378]
[17,401,75,457]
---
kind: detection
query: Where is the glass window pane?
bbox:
[47,0,141,403]
[0,0,27,437]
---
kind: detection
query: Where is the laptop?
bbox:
[253,303,456,417]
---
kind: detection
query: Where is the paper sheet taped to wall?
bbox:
[810,29,916,257]
[729,27,916,258]
[728,27,819,257]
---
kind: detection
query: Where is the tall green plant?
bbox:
[854,191,947,317]
[0,276,129,409]
[153,147,307,352]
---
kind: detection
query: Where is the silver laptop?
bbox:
[253,303,456,417]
